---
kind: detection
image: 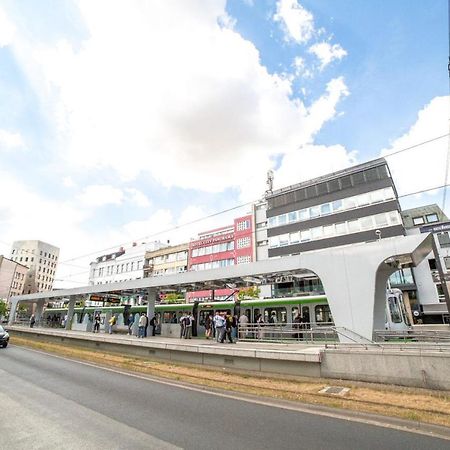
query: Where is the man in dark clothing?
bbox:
[223,313,234,343]
[150,315,157,336]
[144,313,149,338]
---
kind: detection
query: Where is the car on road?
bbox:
[0,325,10,348]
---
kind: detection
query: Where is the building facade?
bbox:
[144,243,189,277]
[89,241,167,286]
[0,256,28,299]
[187,215,254,302]
[10,240,60,294]
[399,204,450,324]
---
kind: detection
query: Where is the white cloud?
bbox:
[125,188,150,208]
[275,143,358,189]
[273,0,315,44]
[62,176,76,188]
[0,6,15,47]
[77,184,124,207]
[309,42,347,70]
[0,129,24,151]
[381,95,448,199]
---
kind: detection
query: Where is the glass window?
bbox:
[374,213,389,227]
[438,232,450,248]
[268,216,277,228]
[315,305,333,323]
[335,222,347,235]
[370,189,384,203]
[387,296,402,323]
[356,193,369,207]
[299,209,309,221]
[227,241,234,251]
[331,199,343,212]
[278,214,287,226]
[412,216,425,226]
[288,211,298,223]
[351,171,365,185]
[347,219,360,233]
[360,216,374,230]
[323,224,335,237]
[426,213,439,223]
[327,179,340,192]
[365,167,379,181]
[306,185,317,199]
[388,211,401,225]
[317,182,328,195]
[311,227,323,239]
[320,203,331,215]
[343,196,357,209]
[340,175,352,189]
[300,229,311,242]
[289,231,300,244]
[309,206,320,218]
[279,234,289,246]
[383,187,395,200]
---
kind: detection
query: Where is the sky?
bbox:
[0,0,448,287]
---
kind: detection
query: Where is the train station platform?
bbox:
[7,325,450,391]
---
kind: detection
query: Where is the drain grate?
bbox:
[319,386,350,396]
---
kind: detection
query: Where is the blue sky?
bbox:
[0,0,448,286]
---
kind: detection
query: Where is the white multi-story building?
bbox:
[88,241,167,286]
[10,240,60,294]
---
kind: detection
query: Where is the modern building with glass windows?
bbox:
[266,158,404,257]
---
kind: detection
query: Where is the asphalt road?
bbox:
[0,345,448,450]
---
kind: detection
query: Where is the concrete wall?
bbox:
[321,348,450,390]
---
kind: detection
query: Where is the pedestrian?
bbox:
[204,313,212,339]
[150,315,157,336]
[224,312,234,343]
[138,313,146,338]
[213,311,226,343]
[93,314,101,333]
[239,312,249,339]
[127,313,134,335]
[293,314,303,340]
[179,312,187,338]
[144,313,149,338]
[256,313,265,340]
[184,313,193,339]
[108,314,117,334]
[30,314,36,328]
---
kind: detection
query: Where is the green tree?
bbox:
[0,300,7,318]
[237,286,260,300]
[164,292,185,304]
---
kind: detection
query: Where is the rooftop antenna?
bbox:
[265,169,274,198]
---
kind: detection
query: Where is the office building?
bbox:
[10,240,60,294]
[0,256,28,299]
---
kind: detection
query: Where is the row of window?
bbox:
[236,236,251,249]
[14,272,24,280]
[236,219,251,231]
[237,255,252,264]
[191,241,235,258]
[95,260,143,277]
[11,281,23,290]
[191,258,235,271]
[268,187,395,229]
[412,213,439,226]
[11,255,57,269]
[153,266,188,276]
[268,210,402,249]
[268,165,391,209]
[149,251,188,265]
[11,248,58,261]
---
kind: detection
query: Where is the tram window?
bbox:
[266,307,287,323]
[302,306,310,323]
[388,297,402,323]
[292,307,299,321]
[198,310,210,326]
[254,308,260,323]
[315,305,333,323]
[162,312,172,323]
[244,309,251,320]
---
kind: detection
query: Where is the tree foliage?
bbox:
[0,300,7,318]
[237,286,260,300]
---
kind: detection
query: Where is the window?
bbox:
[374,213,389,227]
[335,222,347,235]
[289,231,300,244]
[426,213,439,223]
[299,209,309,220]
[279,234,289,246]
[320,203,331,215]
[412,216,425,226]
[237,255,251,264]
[310,227,323,239]
[347,219,360,233]
[237,220,250,231]
[315,305,333,323]
[300,229,311,242]
[236,237,251,249]
[267,216,277,228]
[288,211,298,223]
[445,257,450,270]
[438,232,450,248]
[309,206,320,218]
[370,190,384,203]
[323,224,335,237]
[356,194,369,207]
[268,236,279,248]
[278,214,287,226]
[332,199,343,211]
[360,216,374,230]
[383,187,395,200]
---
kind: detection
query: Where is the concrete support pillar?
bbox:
[35,299,45,325]
[8,299,19,325]
[65,297,76,330]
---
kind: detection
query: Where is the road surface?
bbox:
[0,345,448,449]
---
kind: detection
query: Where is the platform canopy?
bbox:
[9,233,433,341]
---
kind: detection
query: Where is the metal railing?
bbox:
[237,322,338,343]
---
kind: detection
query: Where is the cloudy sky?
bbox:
[0,0,448,286]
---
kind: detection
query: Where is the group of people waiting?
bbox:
[202,311,238,343]
[91,312,158,338]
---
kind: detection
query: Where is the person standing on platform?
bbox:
[184,313,193,339]
[108,314,117,334]
[204,313,212,339]
[224,312,234,343]
[93,314,101,333]
[150,315,157,336]
[30,314,36,328]
[143,313,149,338]
[179,312,187,338]
[138,313,146,338]
[213,311,226,343]
[239,312,248,339]
[127,314,134,335]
